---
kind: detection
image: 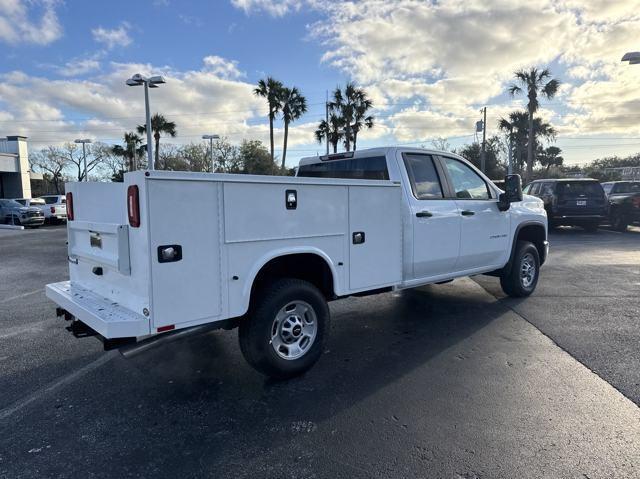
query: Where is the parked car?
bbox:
[523,178,606,231]
[47,147,548,378]
[38,194,67,223]
[0,199,45,227]
[602,181,640,231]
[14,198,46,208]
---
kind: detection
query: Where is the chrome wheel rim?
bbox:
[520,253,536,288]
[270,301,317,360]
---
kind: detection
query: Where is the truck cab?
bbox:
[298,148,548,285]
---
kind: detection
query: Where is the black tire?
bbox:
[583,221,599,232]
[239,278,329,379]
[11,215,21,226]
[500,241,540,298]
[610,211,628,232]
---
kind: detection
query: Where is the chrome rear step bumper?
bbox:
[45,281,149,338]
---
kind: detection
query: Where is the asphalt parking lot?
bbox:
[1,225,639,478]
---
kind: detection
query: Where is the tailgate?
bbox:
[63,177,151,332]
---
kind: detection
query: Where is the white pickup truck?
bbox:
[46,147,548,378]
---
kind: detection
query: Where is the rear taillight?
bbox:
[127,185,140,228]
[66,192,74,221]
[50,206,55,214]
[633,196,640,208]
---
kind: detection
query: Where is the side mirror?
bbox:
[504,174,523,202]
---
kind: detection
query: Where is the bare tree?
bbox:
[29,147,70,194]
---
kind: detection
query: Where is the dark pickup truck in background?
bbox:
[602,181,640,231]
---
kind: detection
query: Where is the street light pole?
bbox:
[143,82,153,170]
[126,74,166,171]
[202,134,220,172]
[74,139,92,181]
[480,106,487,174]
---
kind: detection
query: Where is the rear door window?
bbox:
[297,156,389,180]
[403,154,444,199]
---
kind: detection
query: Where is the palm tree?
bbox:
[508,67,560,181]
[499,111,556,174]
[254,77,284,164]
[315,114,345,154]
[350,93,374,151]
[280,86,307,169]
[330,82,374,151]
[112,132,143,171]
[137,113,177,170]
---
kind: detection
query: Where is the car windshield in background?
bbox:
[0,199,23,207]
[297,156,389,180]
[42,197,59,204]
[557,182,603,197]
[615,182,640,194]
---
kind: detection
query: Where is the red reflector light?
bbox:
[50,206,55,214]
[633,196,640,208]
[127,185,140,227]
[65,192,74,220]
[157,325,175,333]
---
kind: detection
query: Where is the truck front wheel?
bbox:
[239,279,329,379]
[500,241,540,297]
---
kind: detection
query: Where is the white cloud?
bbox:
[203,55,245,80]
[230,0,304,17]
[55,58,101,77]
[92,22,132,49]
[0,58,272,150]
[0,0,62,45]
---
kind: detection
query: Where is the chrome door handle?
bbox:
[461,210,475,216]
[416,211,433,218]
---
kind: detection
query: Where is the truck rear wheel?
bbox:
[500,241,540,298]
[239,279,329,379]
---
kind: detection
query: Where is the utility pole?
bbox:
[507,126,513,175]
[325,90,330,155]
[480,106,487,174]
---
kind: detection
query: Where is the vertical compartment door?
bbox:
[348,185,402,291]
[148,180,223,330]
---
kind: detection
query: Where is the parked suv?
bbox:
[524,178,606,231]
[602,181,640,231]
[38,195,67,223]
[0,199,45,227]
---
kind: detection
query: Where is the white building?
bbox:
[0,136,32,199]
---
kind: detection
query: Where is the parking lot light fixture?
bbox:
[126,74,166,170]
[74,139,92,181]
[202,134,221,172]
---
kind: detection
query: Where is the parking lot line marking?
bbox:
[0,289,42,304]
[0,351,117,422]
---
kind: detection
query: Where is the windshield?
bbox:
[557,182,604,198]
[614,182,640,194]
[0,199,23,208]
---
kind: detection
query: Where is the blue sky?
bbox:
[2,0,640,167]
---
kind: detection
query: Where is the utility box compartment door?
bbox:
[148,180,223,329]
[348,185,402,291]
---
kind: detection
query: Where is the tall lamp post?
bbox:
[126,74,166,170]
[202,134,220,172]
[74,139,92,181]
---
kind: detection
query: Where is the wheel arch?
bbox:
[509,221,548,268]
[240,248,339,316]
